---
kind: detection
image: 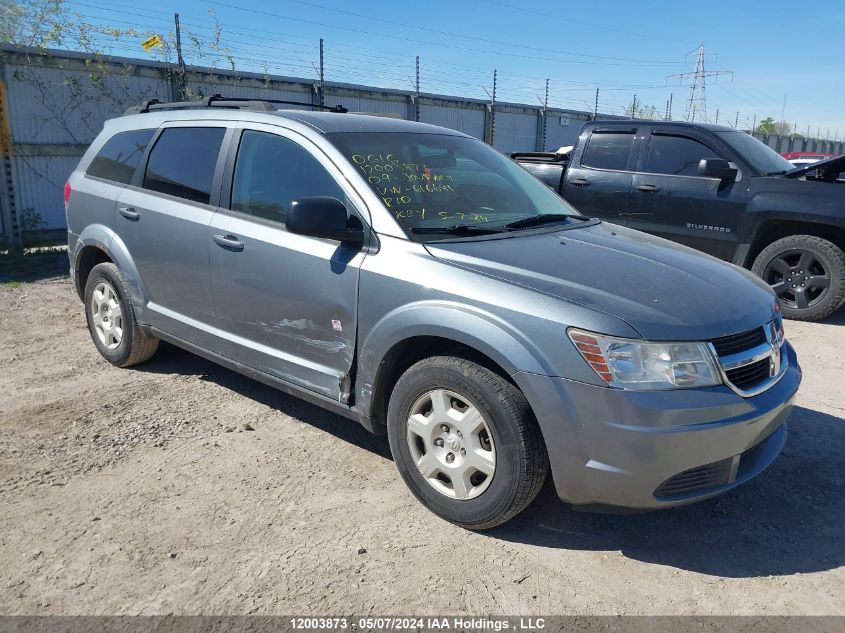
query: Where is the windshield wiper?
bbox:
[503,213,581,230]
[766,170,788,176]
[410,224,505,236]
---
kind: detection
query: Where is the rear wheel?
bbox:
[387,356,548,530]
[84,263,159,367]
[751,235,845,321]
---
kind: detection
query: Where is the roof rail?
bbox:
[123,94,347,115]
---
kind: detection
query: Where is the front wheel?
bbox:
[751,235,845,321]
[387,356,548,530]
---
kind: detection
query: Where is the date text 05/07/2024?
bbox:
[289,616,547,631]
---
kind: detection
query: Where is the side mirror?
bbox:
[698,158,738,182]
[287,196,365,244]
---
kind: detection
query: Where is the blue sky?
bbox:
[75,0,844,136]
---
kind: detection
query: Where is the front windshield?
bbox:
[715,131,794,175]
[328,132,580,238]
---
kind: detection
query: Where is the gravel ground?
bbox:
[0,276,842,616]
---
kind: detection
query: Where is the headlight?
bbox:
[568,329,722,390]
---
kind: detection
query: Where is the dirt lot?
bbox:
[0,272,842,616]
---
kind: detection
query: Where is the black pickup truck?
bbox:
[514,120,845,320]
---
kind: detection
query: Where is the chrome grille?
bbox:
[711,327,767,356]
[709,315,786,397]
[725,358,771,390]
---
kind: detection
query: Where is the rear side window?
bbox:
[143,127,226,204]
[86,129,155,184]
[646,134,722,177]
[230,130,343,225]
[581,131,635,170]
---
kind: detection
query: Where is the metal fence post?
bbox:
[0,73,22,251]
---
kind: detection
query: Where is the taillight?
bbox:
[63,181,72,210]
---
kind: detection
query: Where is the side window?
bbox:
[230,130,344,225]
[86,129,155,184]
[143,127,226,204]
[645,134,722,177]
[581,131,635,170]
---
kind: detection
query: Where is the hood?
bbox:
[782,154,845,179]
[425,222,777,341]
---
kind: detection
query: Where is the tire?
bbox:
[387,356,548,530]
[751,235,845,321]
[84,262,158,367]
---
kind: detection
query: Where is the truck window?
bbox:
[645,134,721,177]
[581,131,635,170]
[143,127,226,204]
[86,129,155,184]
[230,130,344,225]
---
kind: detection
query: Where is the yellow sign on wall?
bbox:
[141,34,164,52]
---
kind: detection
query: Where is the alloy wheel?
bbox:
[763,249,831,311]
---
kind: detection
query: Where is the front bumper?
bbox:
[514,342,801,509]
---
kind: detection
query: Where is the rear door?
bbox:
[115,122,232,342]
[208,123,367,401]
[627,126,747,260]
[563,125,640,224]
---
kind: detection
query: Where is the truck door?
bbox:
[562,125,639,225]
[627,126,747,261]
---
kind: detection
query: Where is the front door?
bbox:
[627,127,747,261]
[208,124,367,401]
[563,125,639,225]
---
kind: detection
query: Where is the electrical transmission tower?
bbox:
[667,45,731,123]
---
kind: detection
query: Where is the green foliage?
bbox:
[1,1,241,251]
[755,117,777,135]
[19,208,49,247]
[754,117,801,137]
[2,1,235,106]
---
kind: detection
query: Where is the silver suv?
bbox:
[66,96,801,529]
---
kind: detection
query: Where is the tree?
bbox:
[625,102,660,120]
[754,117,803,137]
[755,117,777,135]
[0,0,243,250]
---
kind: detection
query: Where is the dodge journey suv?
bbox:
[66,96,801,529]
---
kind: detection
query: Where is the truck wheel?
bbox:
[84,262,159,367]
[751,235,845,321]
[387,356,548,530]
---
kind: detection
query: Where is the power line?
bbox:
[200,0,684,67]
[235,0,682,64]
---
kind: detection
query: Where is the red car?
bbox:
[782,151,836,168]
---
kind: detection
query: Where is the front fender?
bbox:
[738,180,845,248]
[73,224,151,322]
[355,300,558,419]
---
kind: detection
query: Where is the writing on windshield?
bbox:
[328,132,578,237]
[350,153,490,224]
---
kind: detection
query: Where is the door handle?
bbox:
[635,184,661,193]
[570,178,591,187]
[118,207,140,220]
[213,234,245,251]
